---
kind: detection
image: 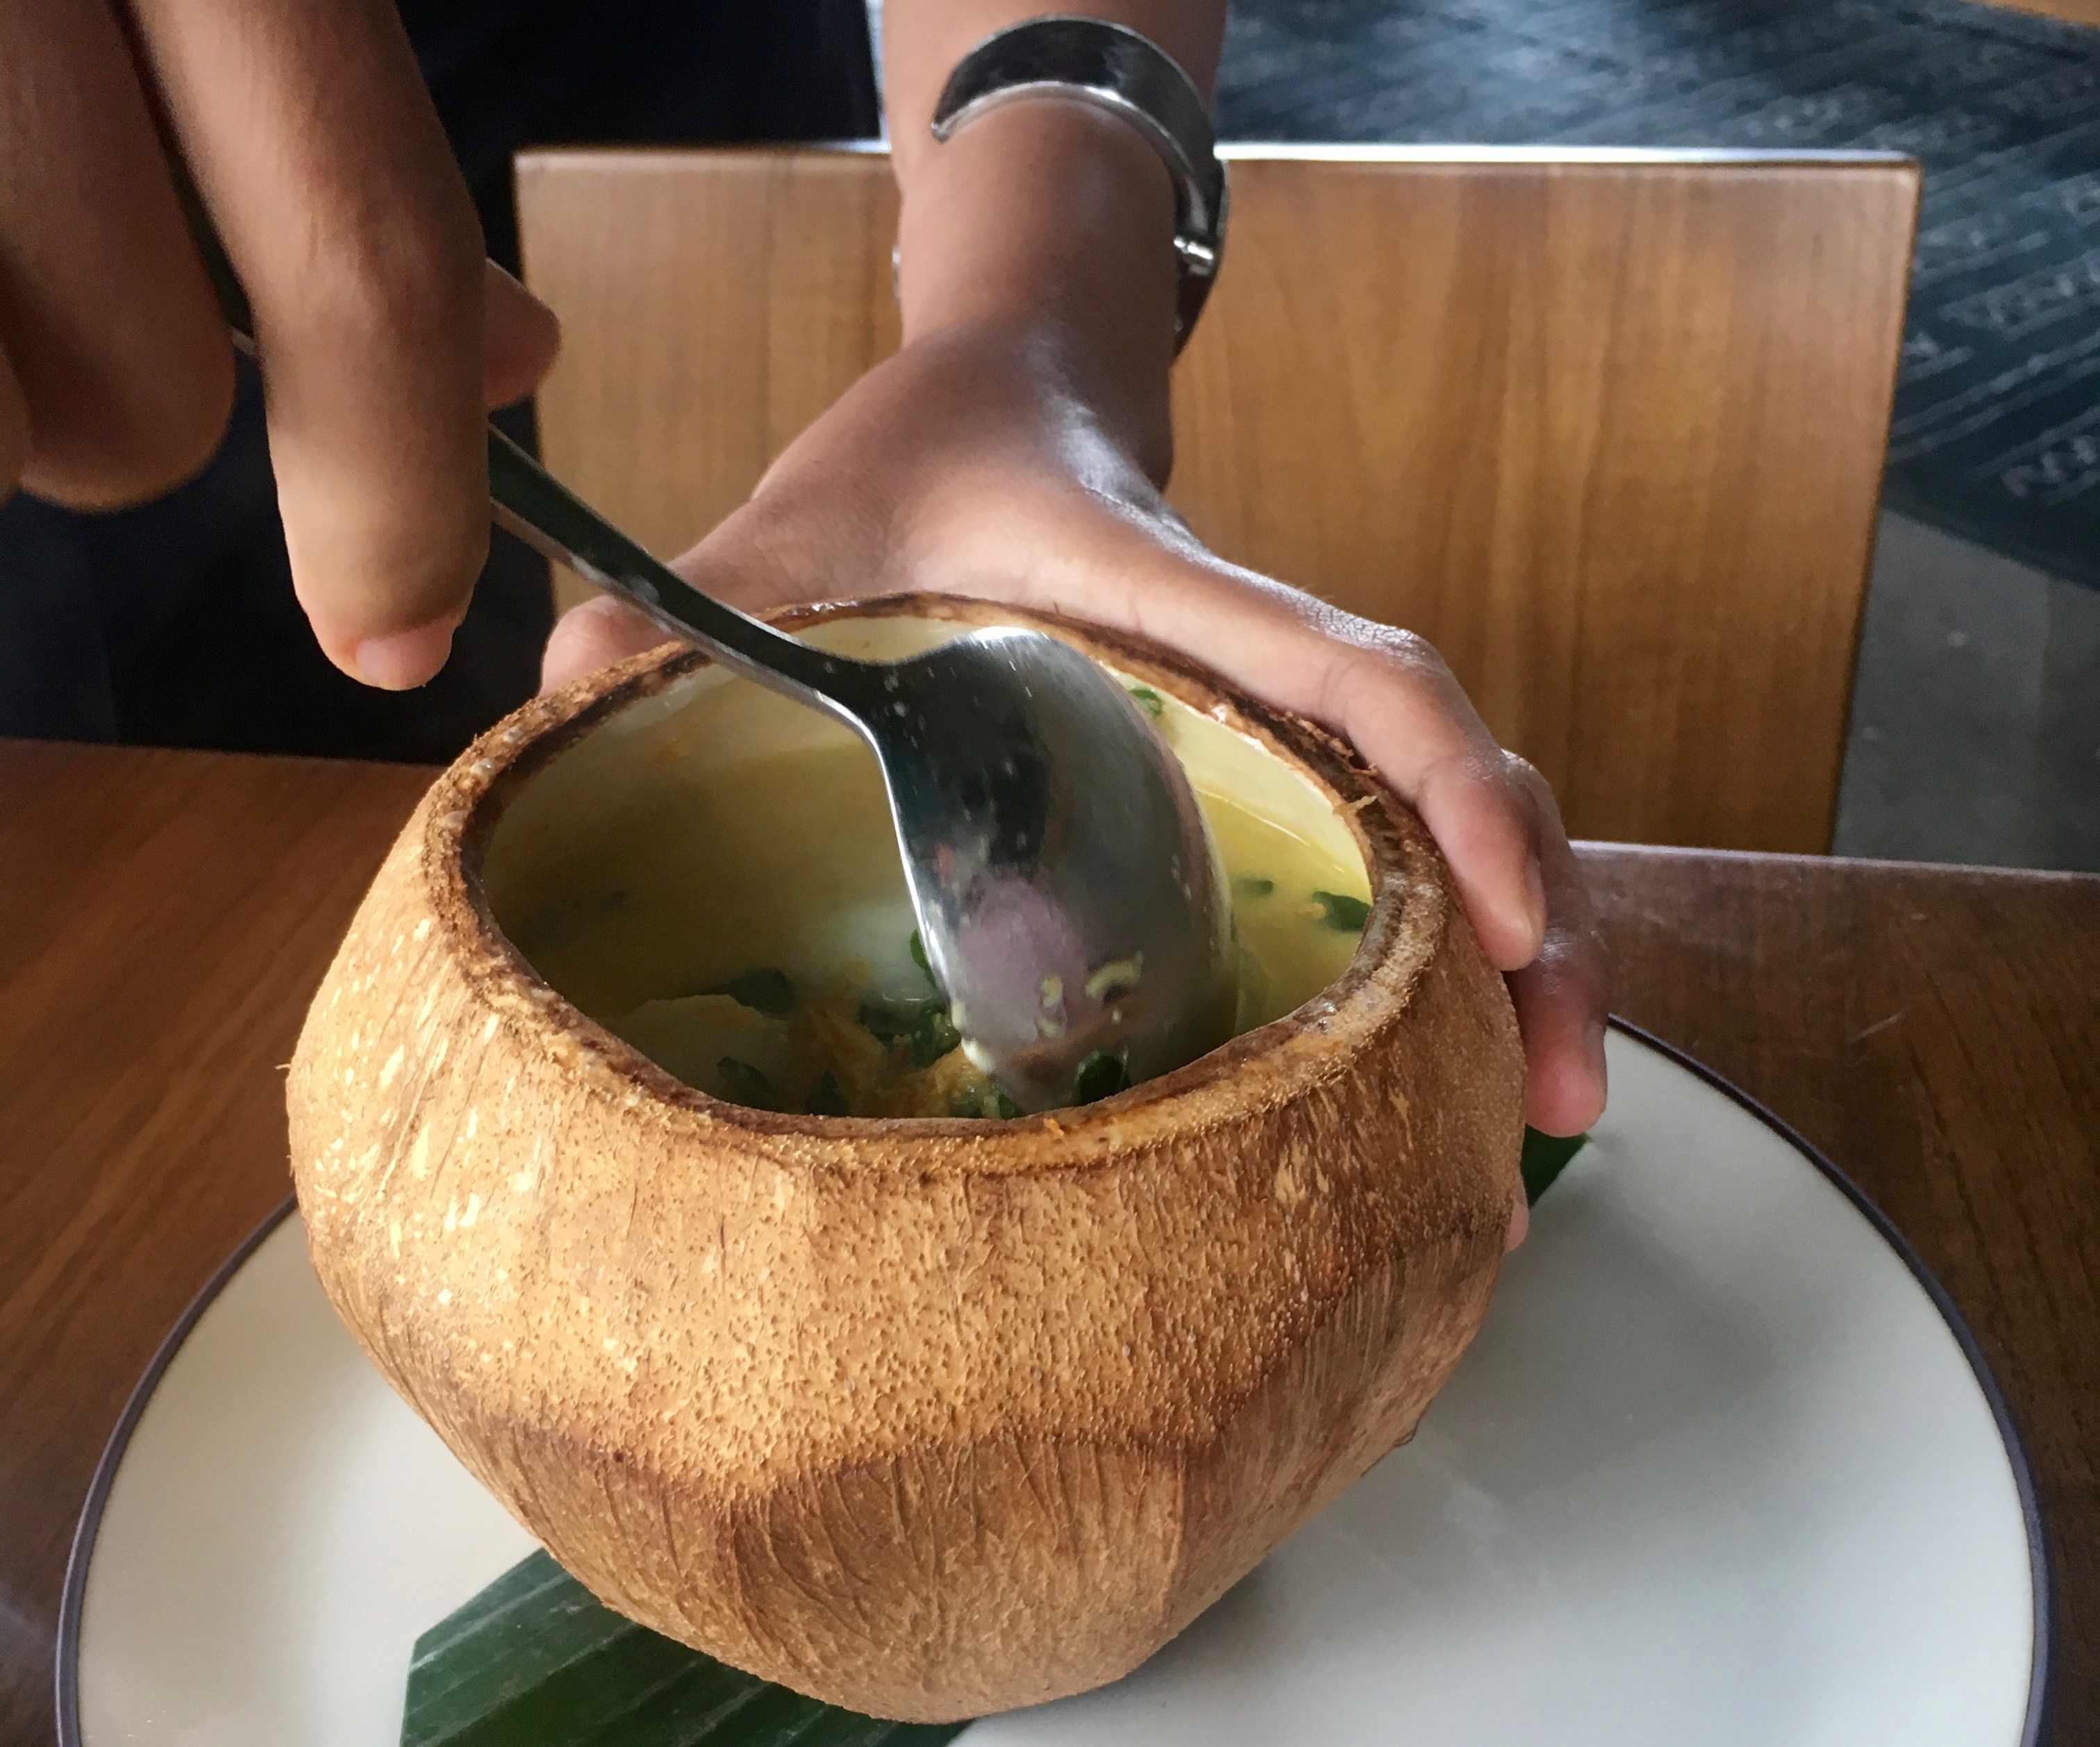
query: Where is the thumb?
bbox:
[540,593,668,693]
[538,497,822,694]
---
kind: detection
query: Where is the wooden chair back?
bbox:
[517,144,1917,851]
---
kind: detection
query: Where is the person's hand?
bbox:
[547,85,1605,1250]
[0,0,559,687]
[542,322,1611,1248]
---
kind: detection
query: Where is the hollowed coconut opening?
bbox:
[481,610,1375,1120]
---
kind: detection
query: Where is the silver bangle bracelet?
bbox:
[922,15,1229,352]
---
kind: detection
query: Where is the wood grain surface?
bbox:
[2,744,2093,1744]
[1585,843,2099,1743]
[519,147,902,571]
[0,743,431,1747]
[1171,151,1918,857]
[519,146,1918,855]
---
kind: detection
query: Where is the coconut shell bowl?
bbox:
[287,597,1523,1723]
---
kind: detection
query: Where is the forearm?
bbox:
[882,2,1226,481]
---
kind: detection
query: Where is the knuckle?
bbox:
[1547,889,1609,988]
[1508,754,1583,851]
[1319,623,1450,723]
[308,188,483,342]
[1500,749,1543,787]
[1362,622,1446,677]
[1552,936,1612,1018]
[1497,750,1551,806]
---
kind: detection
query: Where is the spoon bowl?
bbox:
[856,623,1233,1108]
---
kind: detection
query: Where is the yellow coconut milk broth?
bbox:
[508,739,919,1019]
[485,618,1374,1109]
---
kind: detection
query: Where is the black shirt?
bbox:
[0,1,878,759]
[404,0,880,273]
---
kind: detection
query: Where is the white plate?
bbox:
[59,1025,2047,1746]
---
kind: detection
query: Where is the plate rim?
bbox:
[53,1018,2053,1747]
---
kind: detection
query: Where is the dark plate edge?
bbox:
[55,1191,299,1746]
[1606,1017,2051,1747]
[56,1022,2054,1747]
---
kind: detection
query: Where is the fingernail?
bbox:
[1505,1194,1531,1254]
[353,621,456,690]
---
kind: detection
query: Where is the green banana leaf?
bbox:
[402,1550,969,1747]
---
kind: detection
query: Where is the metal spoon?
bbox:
[484,433,1235,1110]
[192,224,1234,1107]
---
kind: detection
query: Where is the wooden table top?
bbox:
[2,737,2094,1746]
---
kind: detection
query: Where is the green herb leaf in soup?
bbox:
[910,1004,962,1068]
[710,966,794,1015]
[1126,685,1166,719]
[856,995,942,1041]
[1310,890,1370,932]
[805,1072,849,1117]
[716,1057,779,1111]
[1074,1049,1132,1104]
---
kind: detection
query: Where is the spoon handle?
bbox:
[483,428,872,719]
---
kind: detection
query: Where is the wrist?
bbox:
[895,101,1178,482]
